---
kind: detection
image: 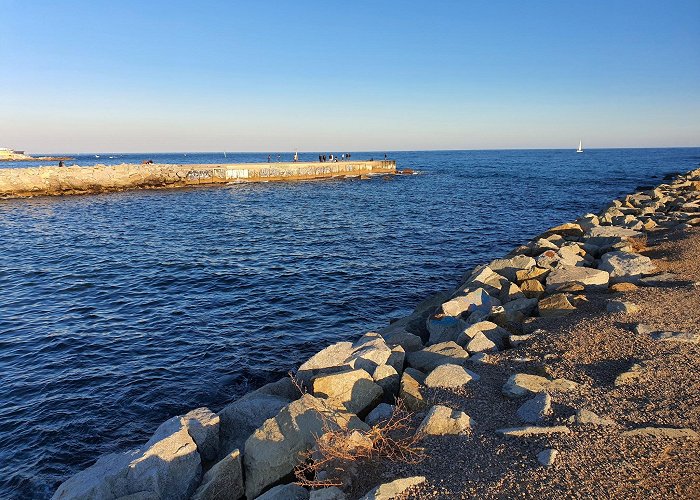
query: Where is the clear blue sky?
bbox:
[1,0,699,152]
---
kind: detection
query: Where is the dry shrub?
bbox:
[294,398,425,489]
[628,234,648,252]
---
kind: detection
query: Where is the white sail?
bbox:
[577,140,583,153]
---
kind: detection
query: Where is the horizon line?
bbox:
[20,145,700,155]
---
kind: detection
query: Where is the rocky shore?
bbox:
[52,168,700,499]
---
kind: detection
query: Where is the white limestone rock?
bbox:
[243,394,368,498]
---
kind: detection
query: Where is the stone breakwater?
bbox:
[52,168,700,499]
[0,160,397,199]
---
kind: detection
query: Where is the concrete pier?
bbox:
[0,160,396,199]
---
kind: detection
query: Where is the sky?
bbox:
[1,0,699,153]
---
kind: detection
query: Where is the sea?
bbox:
[1,148,699,499]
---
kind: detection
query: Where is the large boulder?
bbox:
[598,251,656,283]
[218,389,295,459]
[296,342,355,386]
[297,334,394,386]
[243,394,368,498]
[191,449,243,500]
[424,363,477,388]
[439,288,494,318]
[372,364,400,402]
[406,342,469,372]
[53,415,202,500]
[399,368,427,410]
[545,265,609,292]
[492,297,538,326]
[539,222,584,238]
[585,226,641,248]
[313,369,383,416]
[384,329,423,352]
[417,405,473,436]
[426,314,468,345]
[182,408,220,463]
[458,321,510,349]
[489,256,536,282]
[538,294,576,317]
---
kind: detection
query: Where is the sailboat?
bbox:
[576,140,583,153]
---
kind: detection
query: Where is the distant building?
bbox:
[0,148,25,158]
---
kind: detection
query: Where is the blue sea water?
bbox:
[0,148,699,499]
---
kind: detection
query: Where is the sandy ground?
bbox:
[351,225,700,499]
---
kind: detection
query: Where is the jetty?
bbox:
[0,160,396,199]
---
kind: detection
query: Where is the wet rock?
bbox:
[537,294,576,317]
[313,369,383,416]
[359,476,426,500]
[598,251,656,283]
[243,394,367,498]
[606,300,640,314]
[502,374,578,398]
[545,265,610,291]
[537,448,559,467]
[516,392,552,423]
[191,449,243,500]
[256,483,309,499]
[496,426,571,437]
[424,363,478,388]
[406,341,469,372]
[417,405,473,436]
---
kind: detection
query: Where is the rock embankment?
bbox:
[52,168,700,499]
[0,160,397,199]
